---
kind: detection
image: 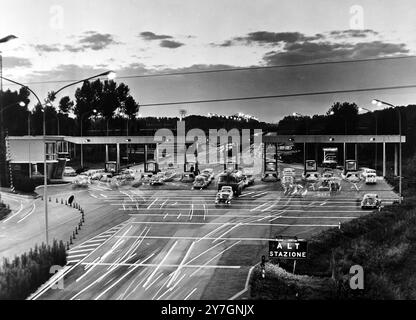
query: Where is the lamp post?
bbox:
[371,99,402,202]
[293,112,309,173]
[1,70,115,245]
[359,107,378,171]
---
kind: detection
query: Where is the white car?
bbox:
[344,172,361,183]
[63,166,77,177]
[361,194,382,210]
[201,168,214,181]
[302,172,320,182]
[72,174,90,186]
[365,172,377,184]
[361,168,376,179]
[215,186,233,204]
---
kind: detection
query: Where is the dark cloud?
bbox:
[33,44,60,52]
[140,31,172,40]
[263,40,409,65]
[78,31,119,50]
[329,29,378,38]
[214,31,324,47]
[160,39,184,49]
[63,44,84,52]
[2,56,32,68]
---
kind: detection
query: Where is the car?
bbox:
[261,172,279,182]
[365,172,377,184]
[63,166,77,177]
[150,172,166,185]
[72,174,90,186]
[282,168,296,177]
[344,171,360,183]
[361,194,382,210]
[215,186,233,204]
[193,175,210,189]
[181,172,195,183]
[329,178,341,192]
[281,175,294,185]
[201,168,215,181]
[361,168,376,179]
[243,174,255,186]
[302,172,320,182]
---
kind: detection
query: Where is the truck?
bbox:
[322,148,338,168]
[217,169,245,196]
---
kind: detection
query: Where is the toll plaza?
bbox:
[262,134,406,177]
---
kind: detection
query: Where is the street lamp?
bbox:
[0,70,115,245]
[359,107,379,171]
[371,99,402,202]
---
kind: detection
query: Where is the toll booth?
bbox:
[262,160,279,181]
[105,161,118,174]
[184,161,199,174]
[344,160,358,174]
[304,159,317,174]
[145,160,159,174]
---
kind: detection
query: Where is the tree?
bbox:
[58,96,74,115]
[326,102,359,134]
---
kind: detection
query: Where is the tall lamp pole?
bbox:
[293,112,309,173]
[372,99,402,202]
[1,70,115,245]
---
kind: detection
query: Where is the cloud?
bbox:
[262,40,409,65]
[159,39,184,49]
[2,56,32,68]
[214,31,324,47]
[140,31,172,40]
[329,29,378,38]
[33,44,60,52]
[78,31,119,50]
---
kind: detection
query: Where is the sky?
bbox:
[1,0,416,122]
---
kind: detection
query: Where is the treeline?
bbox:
[0,240,67,300]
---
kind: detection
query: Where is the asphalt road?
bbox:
[31,166,399,300]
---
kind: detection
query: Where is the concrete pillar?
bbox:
[155,143,159,162]
[116,143,120,171]
[144,144,148,170]
[394,144,398,176]
[355,144,358,162]
[343,142,347,167]
[383,142,386,177]
[314,144,318,162]
[263,142,267,173]
[105,144,109,163]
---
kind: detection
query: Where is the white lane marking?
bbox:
[2,201,24,223]
[196,223,229,243]
[160,198,169,209]
[147,198,158,210]
[143,241,178,288]
[163,213,169,219]
[151,273,176,300]
[184,288,197,300]
[116,235,334,242]
[203,204,207,220]
[177,213,181,219]
[320,202,327,206]
[261,202,276,212]
[89,193,99,199]
[17,203,36,223]
[100,194,108,198]
[238,191,255,198]
[189,204,194,220]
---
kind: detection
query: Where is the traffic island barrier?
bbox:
[69,235,73,245]
[66,242,70,250]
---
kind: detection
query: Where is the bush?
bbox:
[0,202,11,221]
[0,240,67,300]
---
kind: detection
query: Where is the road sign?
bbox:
[269,238,308,259]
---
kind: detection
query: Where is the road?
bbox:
[31,168,399,300]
